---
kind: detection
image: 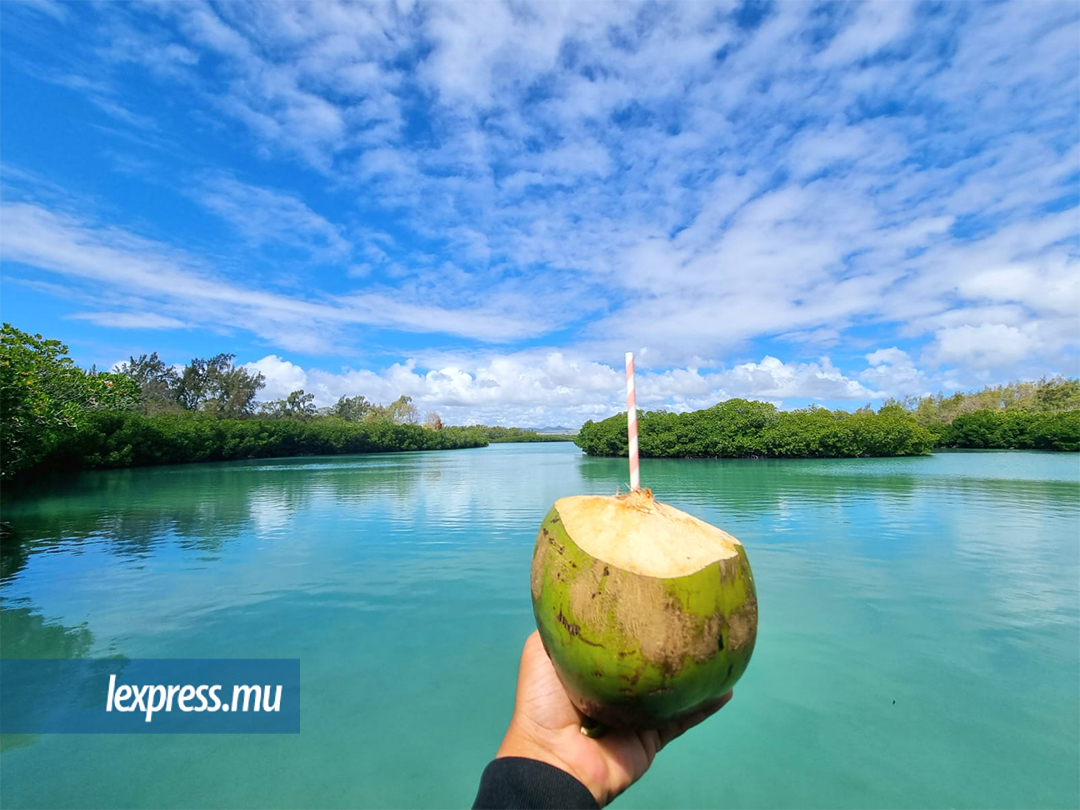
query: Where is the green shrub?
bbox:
[942,410,1080,451]
[578,401,935,458]
[33,411,490,473]
[1,325,138,477]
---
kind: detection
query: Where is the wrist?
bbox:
[497,720,606,806]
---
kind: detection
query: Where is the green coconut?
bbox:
[530,489,757,729]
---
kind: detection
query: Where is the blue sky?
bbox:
[1,0,1077,426]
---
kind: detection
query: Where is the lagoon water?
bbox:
[1,444,1078,809]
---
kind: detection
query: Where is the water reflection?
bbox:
[0,447,585,660]
[0,604,98,753]
[3,448,1077,638]
[579,453,1078,518]
[1,525,29,580]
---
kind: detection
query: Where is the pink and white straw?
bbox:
[626,352,640,491]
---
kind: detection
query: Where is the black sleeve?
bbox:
[472,757,600,810]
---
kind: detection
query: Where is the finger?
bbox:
[657,690,734,749]
[640,728,664,761]
[515,631,583,730]
[516,631,551,689]
[521,630,544,664]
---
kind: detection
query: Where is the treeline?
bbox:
[884,377,1080,423]
[38,411,489,472]
[0,325,561,479]
[883,376,1080,451]
[32,414,576,473]
[577,400,936,458]
[479,426,573,443]
[932,410,1080,451]
[576,396,1080,459]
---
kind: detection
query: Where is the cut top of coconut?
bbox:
[554,490,741,578]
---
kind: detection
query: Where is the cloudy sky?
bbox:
[1,0,1077,426]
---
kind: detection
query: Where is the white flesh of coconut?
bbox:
[555,490,741,578]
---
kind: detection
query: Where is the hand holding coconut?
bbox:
[511,353,756,803]
[486,353,757,807]
[496,631,734,807]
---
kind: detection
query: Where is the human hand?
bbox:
[495,631,733,807]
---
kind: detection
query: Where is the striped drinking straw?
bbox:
[625,352,640,491]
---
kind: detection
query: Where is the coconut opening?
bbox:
[555,490,741,578]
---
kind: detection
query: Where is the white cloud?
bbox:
[195,176,352,260]
[244,349,890,426]
[817,1,914,66]
[12,0,67,22]
[859,347,931,398]
[722,356,877,401]
[0,201,561,348]
[928,324,1042,370]
[246,355,309,398]
[68,311,188,330]
[957,261,1080,317]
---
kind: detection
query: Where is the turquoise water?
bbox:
[1,445,1078,809]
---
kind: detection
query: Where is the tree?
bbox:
[0,324,138,477]
[424,411,444,430]
[1034,376,1080,412]
[331,394,372,422]
[117,352,180,413]
[176,353,265,417]
[258,389,317,419]
[284,389,316,418]
[175,355,219,411]
[388,395,419,425]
